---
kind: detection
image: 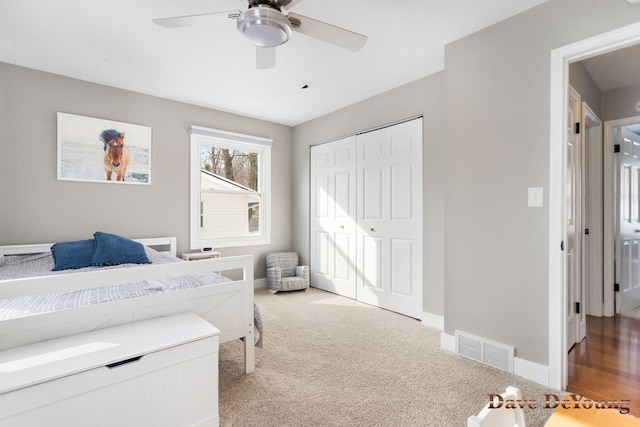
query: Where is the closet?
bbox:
[310,118,423,319]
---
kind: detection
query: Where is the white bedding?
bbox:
[0,250,231,321]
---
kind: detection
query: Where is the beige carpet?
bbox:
[218,288,560,426]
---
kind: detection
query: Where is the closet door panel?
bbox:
[363,168,384,220]
[334,172,351,219]
[310,136,357,299]
[314,231,330,276]
[315,174,330,218]
[356,118,423,318]
[334,232,352,281]
[390,238,413,297]
[310,118,423,319]
[391,164,413,220]
[362,236,383,290]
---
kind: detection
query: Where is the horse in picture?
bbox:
[100,129,130,181]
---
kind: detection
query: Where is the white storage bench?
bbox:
[0,312,220,427]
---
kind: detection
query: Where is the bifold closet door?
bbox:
[310,136,357,299]
[356,118,423,319]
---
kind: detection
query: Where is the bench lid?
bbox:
[0,313,219,394]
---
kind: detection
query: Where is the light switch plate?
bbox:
[528,187,543,207]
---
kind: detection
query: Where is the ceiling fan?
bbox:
[152,0,367,69]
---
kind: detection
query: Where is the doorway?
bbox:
[549,21,640,390]
[604,118,640,316]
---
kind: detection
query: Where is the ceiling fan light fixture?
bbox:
[237,7,291,47]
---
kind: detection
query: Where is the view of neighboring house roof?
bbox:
[200,169,255,193]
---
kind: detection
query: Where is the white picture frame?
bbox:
[57,112,152,185]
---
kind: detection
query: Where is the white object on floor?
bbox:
[467,386,526,427]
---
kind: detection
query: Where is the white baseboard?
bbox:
[422,312,444,331]
[440,332,550,387]
[441,331,456,352]
[254,278,267,289]
[514,357,550,387]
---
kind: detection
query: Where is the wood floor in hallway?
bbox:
[567,315,640,417]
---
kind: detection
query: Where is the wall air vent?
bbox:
[455,330,514,373]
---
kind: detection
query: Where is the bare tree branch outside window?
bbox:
[202,147,258,190]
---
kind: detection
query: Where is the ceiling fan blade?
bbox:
[256,46,276,69]
[152,11,240,28]
[278,0,305,9]
[287,13,367,52]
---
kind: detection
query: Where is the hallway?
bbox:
[567,315,640,416]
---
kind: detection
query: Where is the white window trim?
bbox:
[190,125,272,250]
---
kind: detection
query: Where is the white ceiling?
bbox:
[1,0,550,126]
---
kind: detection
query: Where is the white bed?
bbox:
[0,236,255,374]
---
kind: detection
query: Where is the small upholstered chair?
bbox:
[265,252,309,293]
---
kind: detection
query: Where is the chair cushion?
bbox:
[280,276,309,291]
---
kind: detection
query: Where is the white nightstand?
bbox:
[181,251,222,261]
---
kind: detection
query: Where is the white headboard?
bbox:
[0,237,177,262]
[133,237,177,257]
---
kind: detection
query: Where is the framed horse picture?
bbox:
[57,113,152,185]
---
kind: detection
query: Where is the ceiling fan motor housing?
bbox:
[248,0,282,9]
[238,4,292,47]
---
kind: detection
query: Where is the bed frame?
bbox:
[0,237,255,374]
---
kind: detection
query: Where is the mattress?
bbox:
[0,249,231,321]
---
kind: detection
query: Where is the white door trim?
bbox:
[549,21,640,390]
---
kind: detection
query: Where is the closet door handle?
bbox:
[370,228,375,232]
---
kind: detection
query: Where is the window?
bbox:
[190,125,271,249]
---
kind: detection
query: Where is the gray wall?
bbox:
[602,85,640,121]
[0,62,294,279]
[443,0,640,365]
[570,61,601,118]
[292,72,445,316]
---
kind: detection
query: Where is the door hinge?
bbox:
[614,144,621,153]
[584,228,589,235]
[614,283,620,292]
[575,123,581,134]
[575,302,580,314]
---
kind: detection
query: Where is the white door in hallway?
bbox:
[310,136,357,298]
[615,127,640,314]
[356,118,423,319]
[582,103,603,319]
[578,102,600,339]
[566,87,583,350]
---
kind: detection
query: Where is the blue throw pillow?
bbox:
[91,232,150,266]
[51,239,95,271]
